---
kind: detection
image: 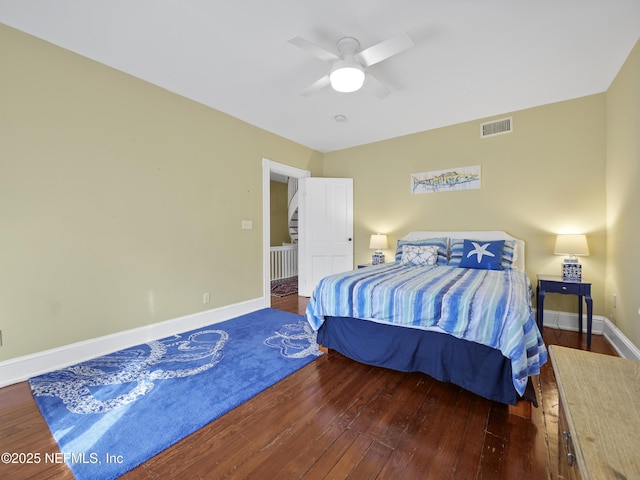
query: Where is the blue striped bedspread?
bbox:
[305,263,547,396]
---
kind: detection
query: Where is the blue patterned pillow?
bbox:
[501,240,517,268]
[395,237,448,265]
[458,240,505,270]
[449,238,517,268]
[447,239,466,267]
[401,245,438,266]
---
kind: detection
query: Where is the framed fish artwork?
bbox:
[411,165,481,194]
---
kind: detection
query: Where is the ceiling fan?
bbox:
[288,32,415,98]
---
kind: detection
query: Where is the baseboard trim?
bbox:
[0,297,265,388]
[539,308,605,335]
[540,308,640,361]
[5,303,637,388]
[602,318,640,361]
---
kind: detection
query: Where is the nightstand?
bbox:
[536,275,593,347]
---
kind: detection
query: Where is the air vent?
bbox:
[481,117,512,138]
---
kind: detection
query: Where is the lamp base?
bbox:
[372,252,385,265]
[562,261,582,282]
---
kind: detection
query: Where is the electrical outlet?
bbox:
[613,293,617,308]
[241,220,253,230]
[203,292,210,304]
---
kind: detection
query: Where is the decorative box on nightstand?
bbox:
[562,260,582,282]
[371,252,385,265]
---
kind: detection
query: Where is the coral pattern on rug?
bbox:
[30,330,228,415]
[264,321,323,359]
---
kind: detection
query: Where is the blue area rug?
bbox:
[29,308,322,480]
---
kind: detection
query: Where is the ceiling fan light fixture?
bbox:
[329,62,365,93]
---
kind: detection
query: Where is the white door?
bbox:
[298,177,354,297]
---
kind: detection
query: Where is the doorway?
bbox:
[261,158,310,307]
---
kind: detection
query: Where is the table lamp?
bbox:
[369,234,388,265]
[554,234,589,281]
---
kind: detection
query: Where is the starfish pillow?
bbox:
[459,240,505,270]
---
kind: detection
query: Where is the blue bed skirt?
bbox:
[317,316,519,405]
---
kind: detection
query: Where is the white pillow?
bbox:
[401,244,438,266]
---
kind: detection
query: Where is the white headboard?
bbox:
[400,231,525,270]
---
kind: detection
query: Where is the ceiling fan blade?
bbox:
[300,75,331,96]
[366,73,391,99]
[357,32,414,67]
[288,37,340,63]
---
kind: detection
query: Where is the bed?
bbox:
[305,231,547,406]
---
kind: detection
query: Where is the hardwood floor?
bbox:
[0,295,617,479]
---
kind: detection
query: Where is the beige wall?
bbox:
[323,95,608,317]
[0,25,322,361]
[606,39,640,348]
[2,23,637,363]
[270,181,290,246]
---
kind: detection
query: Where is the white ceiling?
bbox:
[1,1,639,153]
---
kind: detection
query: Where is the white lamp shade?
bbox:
[369,234,388,251]
[554,234,589,256]
[329,63,365,93]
